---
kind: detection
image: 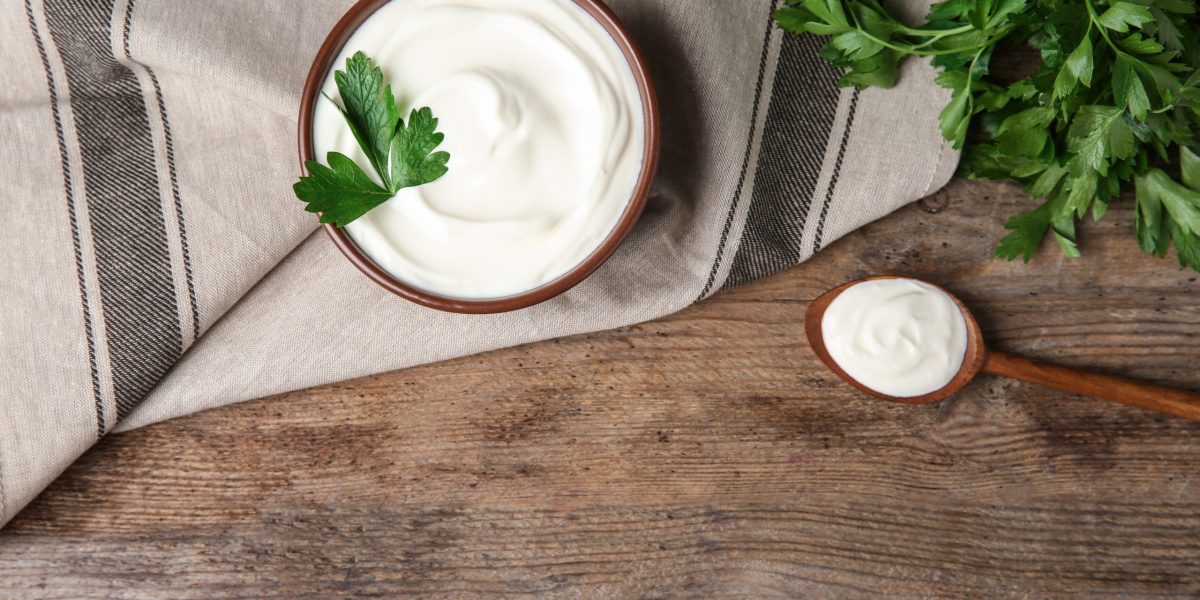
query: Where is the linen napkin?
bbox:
[0,0,957,526]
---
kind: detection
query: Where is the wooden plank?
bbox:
[2,179,1199,598]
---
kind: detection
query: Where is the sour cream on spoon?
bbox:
[312,0,646,299]
[820,278,968,398]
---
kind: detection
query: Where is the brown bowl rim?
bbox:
[297,0,660,314]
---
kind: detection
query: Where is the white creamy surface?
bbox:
[821,279,968,398]
[313,0,645,298]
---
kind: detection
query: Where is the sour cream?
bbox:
[821,279,968,397]
[312,0,645,298]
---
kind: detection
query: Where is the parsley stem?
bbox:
[853,24,1011,57]
[1083,0,1121,55]
[844,0,991,53]
[907,27,975,51]
[963,45,987,111]
[893,23,975,38]
[853,0,974,38]
[1083,0,1170,114]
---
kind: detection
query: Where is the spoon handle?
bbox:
[983,350,1200,422]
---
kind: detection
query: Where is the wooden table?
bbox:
[3,178,1199,598]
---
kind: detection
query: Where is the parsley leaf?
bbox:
[1066,105,1133,177]
[389,107,450,190]
[330,52,401,189]
[1096,2,1154,33]
[1142,169,1200,237]
[294,51,450,227]
[1137,164,1200,270]
[1053,35,1094,99]
[1112,55,1151,119]
[997,200,1055,262]
[294,153,394,227]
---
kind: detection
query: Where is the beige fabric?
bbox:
[0,0,955,526]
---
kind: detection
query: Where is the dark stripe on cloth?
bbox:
[721,32,842,291]
[43,0,182,422]
[694,0,777,301]
[812,89,860,254]
[123,0,201,340]
[25,0,105,438]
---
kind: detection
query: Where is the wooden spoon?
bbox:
[804,276,1200,422]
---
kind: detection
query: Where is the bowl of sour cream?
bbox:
[298,0,659,313]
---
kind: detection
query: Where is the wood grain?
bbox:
[3,179,1200,598]
[983,350,1200,423]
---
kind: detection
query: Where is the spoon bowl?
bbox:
[805,275,1200,421]
[804,275,987,405]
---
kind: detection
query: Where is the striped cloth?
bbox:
[0,0,956,526]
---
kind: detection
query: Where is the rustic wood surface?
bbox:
[3,177,1200,598]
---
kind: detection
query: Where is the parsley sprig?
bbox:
[295,52,450,227]
[777,0,1200,271]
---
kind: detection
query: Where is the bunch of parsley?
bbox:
[776,0,1200,270]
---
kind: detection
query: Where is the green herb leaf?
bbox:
[940,86,973,149]
[388,107,451,190]
[331,52,401,189]
[839,50,904,88]
[1095,2,1154,33]
[1142,169,1200,236]
[1149,5,1185,52]
[800,0,850,31]
[1054,34,1094,98]
[1066,105,1123,175]
[775,7,824,35]
[1132,60,1182,104]
[996,200,1054,262]
[1113,54,1151,119]
[1116,33,1164,56]
[1062,173,1099,218]
[987,0,1028,28]
[1136,167,1200,268]
[1051,213,1081,258]
[1182,146,1200,190]
[294,51,450,227]
[294,154,395,227]
[1027,162,1069,198]
[831,30,885,60]
[1172,222,1200,270]
[997,106,1054,157]
[1135,173,1167,254]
